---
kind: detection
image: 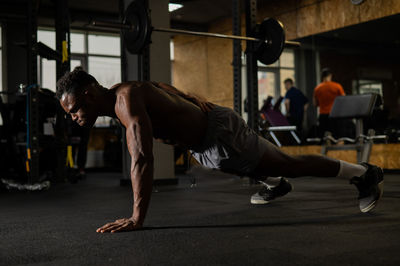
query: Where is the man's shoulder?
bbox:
[292,87,303,94]
[314,83,324,93]
[326,82,344,93]
[115,81,148,96]
[329,81,342,88]
[286,87,297,97]
[316,82,340,91]
[114,82,151,110]
[114,82,151,123]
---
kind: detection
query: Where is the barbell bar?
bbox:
[91,0,300,65]
[92,20,300,45]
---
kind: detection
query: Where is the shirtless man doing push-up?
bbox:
[56,68,384,233]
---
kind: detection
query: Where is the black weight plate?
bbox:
[123,0,152,54]
[255,18,285,65]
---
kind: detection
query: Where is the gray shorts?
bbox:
[190,105,270,176]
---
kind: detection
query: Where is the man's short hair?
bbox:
[284,78,293,84]
[321,68,332,80]
[56,67,97,100]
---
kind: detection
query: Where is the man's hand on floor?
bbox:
[96,218,142,233]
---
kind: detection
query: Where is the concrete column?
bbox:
[121,0,175,184]
[149,0,175,181]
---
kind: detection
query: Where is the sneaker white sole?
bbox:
[250,198,270,205]
[250,182,294,205]
[360,180,384,213]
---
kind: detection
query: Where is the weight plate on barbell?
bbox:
[255,18,285,65]
[123,0,152,54]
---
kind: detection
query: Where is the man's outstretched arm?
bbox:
[97,85,154,233]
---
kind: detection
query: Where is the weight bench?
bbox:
[259,96,301,147]
[308,94,387,163]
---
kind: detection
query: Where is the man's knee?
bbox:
[255,150,297,176]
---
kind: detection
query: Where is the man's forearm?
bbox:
[131,159,154,225]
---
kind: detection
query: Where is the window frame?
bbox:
[70,30,121,75]
[37,28,122,91]
[240,49,296,116]
[257,49,296,98]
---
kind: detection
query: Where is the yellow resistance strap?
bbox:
[25,148,31,172]
[66,145,74,167]
[62,40,68,63]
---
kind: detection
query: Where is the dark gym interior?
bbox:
[0,0,399,265]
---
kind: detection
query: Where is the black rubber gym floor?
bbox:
[1,167,399,266]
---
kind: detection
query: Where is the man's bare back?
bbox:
[113,81,210,149]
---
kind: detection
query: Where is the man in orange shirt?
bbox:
[313,68,345,137]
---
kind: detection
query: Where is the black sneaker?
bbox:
[350,163,384,213]
[250,177,292,204]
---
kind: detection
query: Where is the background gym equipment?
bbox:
[91,0,300,65]
[259,96,301,147]
[33,42,62,62]
[0,85,82,190]
[307,94,388,163]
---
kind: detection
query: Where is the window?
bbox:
[170,39,174,61]
[37,30,121,91]
[74,32,121,127]
[88,35,120,56]
[352,79,383,96]
[170,39,174,84]
[71,32,85,53]
[88,56,121,88]
[37,29,56,90]
[257,71,275,109]
[257,50,295,99]
[241,49,296,114]
[37,29,121,126]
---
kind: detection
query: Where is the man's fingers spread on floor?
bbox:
[97,218,136,233]
[98,222,119,232]
[99,222,114,230]
[101,223,121,232]
[98,225,112,232]
[111,224,130,233]
[110,225,124,233]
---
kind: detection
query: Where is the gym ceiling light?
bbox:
[168,3,183,12]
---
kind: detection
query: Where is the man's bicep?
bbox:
[116,92,154,161]
[125,117,153,155]
[125,116,154,177]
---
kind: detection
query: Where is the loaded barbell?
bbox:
[91,0,300,65]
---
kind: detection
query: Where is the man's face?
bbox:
[60,88,97,128]
[284,81,292,91]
